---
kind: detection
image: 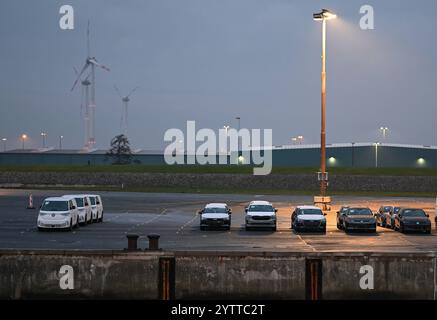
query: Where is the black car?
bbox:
[386,206,401,229]
[336,206,349,230]
[376,206,393,228]
[394,208,431,234]
[340,207,377,233]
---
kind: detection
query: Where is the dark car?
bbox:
[386,206,401,229]
[341,207,377,233]
[394,208,431,234]
[336,206,350,230]
[376,206,393,228]
[291,206,327,233]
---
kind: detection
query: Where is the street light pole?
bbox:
[380,127,389,140]
[235,117,241,158]
[21,134,27,150]
[40,132,47,148]
[59,135,64,150]
[314,9,336,197]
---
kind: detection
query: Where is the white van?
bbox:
[37,197,79,231]
[85,194,104,222]
[63,195,92,225]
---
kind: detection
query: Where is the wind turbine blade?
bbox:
[127,86,139,98]
[114,85,122,99]
[71,63,89,91]
[87,20,90,57]
[73,66,79,76]
[88,58,110,71]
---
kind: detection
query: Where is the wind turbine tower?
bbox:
[114,85,139,137]
[71,21,110,149]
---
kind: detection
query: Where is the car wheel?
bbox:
[399,224,404,233]
[99,213,104,223]
[69,219,73,231]
[322,227,327,233]
[226,226,231,231]
[245,226,251,231]
[272,226,277,232]
[200,226,205,231]
[37,227,44,232]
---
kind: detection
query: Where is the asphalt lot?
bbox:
[0,188,436,252]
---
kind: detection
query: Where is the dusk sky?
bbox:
[0,0,436,150]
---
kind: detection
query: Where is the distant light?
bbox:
[238,155,245,164]
[21,134,27,140]
[417,158,426,166]
[328,157,336,163]
[1,138,6,142]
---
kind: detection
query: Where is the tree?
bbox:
[106,134,133,165]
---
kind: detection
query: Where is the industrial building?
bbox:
[1,143,436,168]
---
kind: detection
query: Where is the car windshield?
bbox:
[382,206,393,212]
[347,208,372,216]
[402,209,427,217]
[90,197,96,205]
[249,205,274,212]
[204,207,227,213]
[394,207,401,214]
[298,209,323,215]
[74,197,84,207]
[41,201,68,212]
[340,207,349,213]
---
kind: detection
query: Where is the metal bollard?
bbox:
[126,234,140,251]
[147,234,161,250]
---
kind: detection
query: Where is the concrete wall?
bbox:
[0,250,436,300]
[1,172,437,192]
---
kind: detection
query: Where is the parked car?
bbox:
[86,194,104,222]
[245,201,277,231]
[341,207,377,233]
[291,205,326,233]
[198,203,231,230]
[394,208,431,234]
[336,206,350,230]
[37,197,79,231]
[376,206,393,227]
[386,206,401,229]
[63,195,92,225]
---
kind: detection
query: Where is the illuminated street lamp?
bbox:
[59,135,64,150]
[40,132,47,148]
[313,8,337,197]
[21,134,28,150]
[380,127,389,140]
[1,138,6,152]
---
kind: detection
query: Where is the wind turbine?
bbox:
[114,85,139,137]
[71,20,110,149]
[73,67,92,148]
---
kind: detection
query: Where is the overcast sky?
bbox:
[0,0,436,150]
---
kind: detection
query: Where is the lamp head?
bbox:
[313,9,337,21]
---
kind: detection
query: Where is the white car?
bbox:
[245,200,277,231]
[63,194,92,225]
[198,203,232,230]
[85,194,104,222]
[37,197,79,231]
[291,205,327,233]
